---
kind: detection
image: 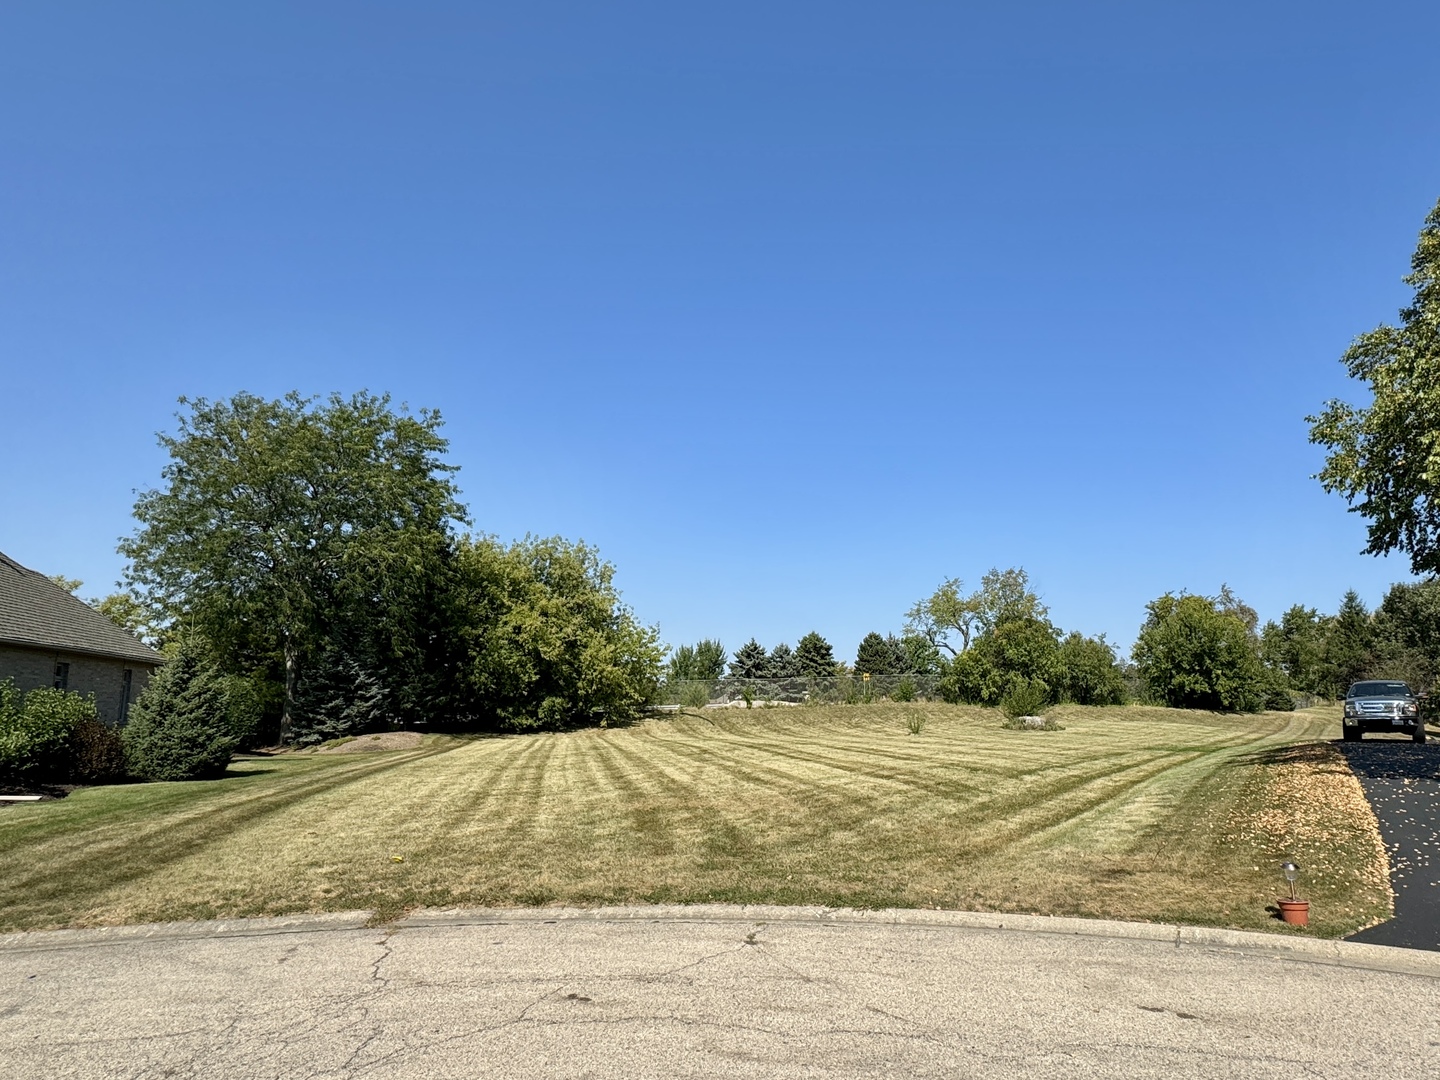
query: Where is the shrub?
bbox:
[1054,633,1128,705]
[905,712,926,735]
[0,681,97,783]
[1001,678,1050,720]
[123,643,238,781]
[678,681,711,709]
[891,676,917,702]
[940,617,1061,705]
[68,718,127,784]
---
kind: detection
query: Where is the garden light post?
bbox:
[1277,860,1309,926]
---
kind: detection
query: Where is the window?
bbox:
[120,669,133,723]
[53,661,69,690]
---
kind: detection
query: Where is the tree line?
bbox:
[667,568,1440,715]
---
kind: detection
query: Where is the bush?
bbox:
[123,643,238,781]
[678,681,711,709]
[1054,633,1128,705]
[68,718,127,784]
[891,676,917,702]
[940,617,1061,705]
[0,681,97,784]
[1001,678,1050,720]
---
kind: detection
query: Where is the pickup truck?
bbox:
[1342,680,1427,743]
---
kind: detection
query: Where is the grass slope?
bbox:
[0,703,1391,937]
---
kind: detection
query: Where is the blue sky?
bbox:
[2,1,1438,663]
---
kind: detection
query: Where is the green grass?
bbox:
[0,703,1391,936]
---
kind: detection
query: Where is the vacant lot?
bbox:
[0,703,1391,936]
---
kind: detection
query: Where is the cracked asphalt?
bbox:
[2,910,1437,1078]
[1339,736,1440,951]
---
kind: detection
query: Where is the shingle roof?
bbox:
[0,551,161,666]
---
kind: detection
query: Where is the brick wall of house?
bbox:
[0,644,155,726]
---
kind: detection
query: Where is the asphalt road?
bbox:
[1340,735,1440,951]
[2,908,1437,1079]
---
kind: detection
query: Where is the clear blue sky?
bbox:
[3,1,1438,663]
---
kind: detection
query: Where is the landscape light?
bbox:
[1280,861,1300,902]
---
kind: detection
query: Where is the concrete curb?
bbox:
[3,904,1437,978]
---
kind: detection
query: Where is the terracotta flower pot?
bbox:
[1278,899,1310,926]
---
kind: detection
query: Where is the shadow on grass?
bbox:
[1226,740,1354,775]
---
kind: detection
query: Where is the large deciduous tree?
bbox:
[120,391,465,742]
[451,535,663,730]
[1309,198,1440,576]
[906,568,1047,656]
[1131,592,1268,712]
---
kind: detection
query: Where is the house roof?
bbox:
[0,551,162,666]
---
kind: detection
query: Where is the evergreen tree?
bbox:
[767,642,799,678]
[1322,590,1374,695]
[794,632,837,678]
[667,644,699,682]
[122,639,239,781]
[728,639,770,679]
[855,632,905,676]
[692,639,727,681]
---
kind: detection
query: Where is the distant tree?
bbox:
[941,617,1061,705]
[907,567,1047,656]
[1054,632,1127,706]
[794,632,838,678]
[906,578,980,656]
[900,632,943,676]
[692,639,727,681]
[1321,590,1375,695]
[667,644,699,683]
[86,592,156,644]
[1309,197,1440,577]
[48,574,83,594]
[1370,579,1440,689]
[728,639,770,680]
[855,632,905,676]
[767,642,800,679]
[1132,592,1267,712]
[119,391,465,743]
[1260,606,1329,695]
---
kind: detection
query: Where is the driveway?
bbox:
[1339,736,1440,951]
[1,907,1436,1079]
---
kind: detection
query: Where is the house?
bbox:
[0,551,162,725]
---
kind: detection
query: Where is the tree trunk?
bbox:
[281,636,298,745]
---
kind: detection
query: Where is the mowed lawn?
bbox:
[0,703,1391,937]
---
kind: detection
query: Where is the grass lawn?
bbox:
[0,703,1391,937]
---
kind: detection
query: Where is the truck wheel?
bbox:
[1343,726,1360,741]
[1414,726,1428,744]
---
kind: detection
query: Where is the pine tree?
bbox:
[1323,591,1375,695]
[855,632,904,676]
[728,639,770,679]
[122,639,238,781]
[692,639,727,681]
[794,632,837,678]
[767,642,799,678]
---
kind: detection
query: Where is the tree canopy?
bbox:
[120,391,465,742]
[1310,197,1440,576]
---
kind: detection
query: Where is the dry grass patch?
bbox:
[0,704,1390,936]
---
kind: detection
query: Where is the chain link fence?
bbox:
[655,674,944,709]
